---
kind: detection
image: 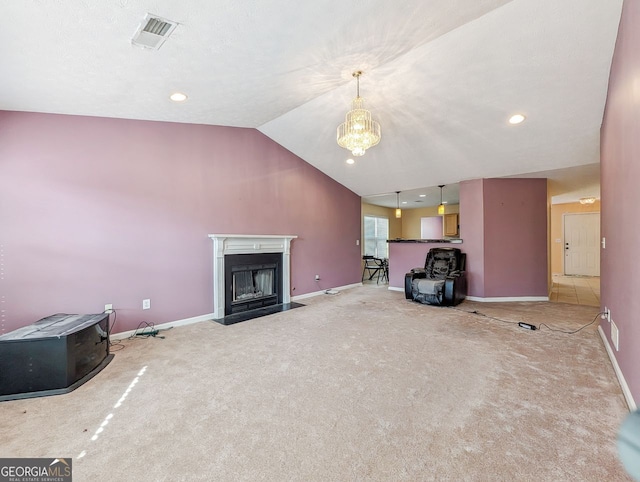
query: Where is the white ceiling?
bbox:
[1,0,622,206]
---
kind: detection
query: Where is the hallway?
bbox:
[550,275,600,307]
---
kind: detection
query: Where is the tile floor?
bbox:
[550,275,600,307]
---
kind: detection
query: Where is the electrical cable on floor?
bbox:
[104,308,125,351]
[538,312,602,334]
[447,306,604,335]
[105,308,117,335]
[109,340,125,351]
[448,306,522,328]
[130,321,173,339]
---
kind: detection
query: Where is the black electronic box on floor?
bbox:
[0,313,113,401]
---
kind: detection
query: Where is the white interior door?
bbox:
[564,213,600,276]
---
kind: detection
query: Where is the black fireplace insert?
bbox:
[224,253,283,316]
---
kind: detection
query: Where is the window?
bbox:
[364,215,389,258]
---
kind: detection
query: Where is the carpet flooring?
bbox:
[0,286,632,481]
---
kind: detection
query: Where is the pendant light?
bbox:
[437,185,446,215]
[395,191,402,218]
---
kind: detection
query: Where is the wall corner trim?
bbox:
[598,325,637,411]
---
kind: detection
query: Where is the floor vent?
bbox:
[611,320,619,351]
[132,13,178,50]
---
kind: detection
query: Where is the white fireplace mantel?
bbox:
[208,234,297,320]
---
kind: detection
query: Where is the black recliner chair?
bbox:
[404,247,467,306]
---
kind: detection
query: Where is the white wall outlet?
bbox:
[105,303,113,314]
[315,274,320,281]
[602,237,606,249]
[611,320,619,351]
[356,239,360,246]
[607,308,611,323]
[143,299,151,310]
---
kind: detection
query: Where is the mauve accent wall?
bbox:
[460,178,548,298]
[0,111,361,334]
[459,179,485,297]
[483,178,548,297]
[600,0,640,404]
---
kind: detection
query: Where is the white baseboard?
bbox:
[292,282,362,301]
[111,283,364,339]
[466,296,549,302]
[110,313,214,340]
[388,287,404,292]
[598,325,637,411]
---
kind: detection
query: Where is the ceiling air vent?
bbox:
[131,14,178,50]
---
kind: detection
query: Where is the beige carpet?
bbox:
[0,286,632,481]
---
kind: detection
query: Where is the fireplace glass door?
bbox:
[233,268,275,302]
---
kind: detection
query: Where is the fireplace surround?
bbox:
[209,234,297,321]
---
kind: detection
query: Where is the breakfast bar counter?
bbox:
[386,239,463,289]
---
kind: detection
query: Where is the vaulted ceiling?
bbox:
[1,0,623,207]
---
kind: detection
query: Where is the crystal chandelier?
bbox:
[337,71,381,156]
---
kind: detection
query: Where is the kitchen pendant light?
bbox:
[438,185,446,215]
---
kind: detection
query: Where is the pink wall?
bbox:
[391,177,547,299]
[600,0,640,404]
[459,179,485,297]
[483,178,548,297]
[459,178,548,298]
[0,111,361,334]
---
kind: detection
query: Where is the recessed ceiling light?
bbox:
[508,114,526,125]
[170,92,188,102]
[346,158,355,165]
[419,194,426,198]
[402,201,407,205]
[442,201,448,204]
